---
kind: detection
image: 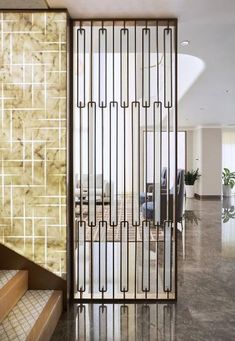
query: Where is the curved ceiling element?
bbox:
[2,0,235,127]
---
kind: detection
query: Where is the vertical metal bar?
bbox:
[112,21,115,301]
[153,102,162,225]
[79,107,83,222]
[167,107,170,219]
[99,221,108,293]
[134,22,138,300]
[77,27,86,108]
[88,101,96,226]
[77,220,86,292]
[134,221,137,299]
[124,106,126,222]
[155,22,161,297]
[109,102,118,226]
[144,107,148,219]
[164,28,173,108]
[164,23,173,293]
[153,101,162,299]
[112,21,115,103]
[121,23,128,224]
[164,220,172,293]
[156,20,160,102]
[120,221,129,293]
[134,21,137,103]
[142,26,150,107]
[98,27,107,108]
[99,23,106,224]
[112,222,115,299]
[120,27,129,108]
[142,220,150,293]
[174,20,178,300]
[163,108,172,293]
[131,101,140,226]
[90,21,94,298]
[69,19,74,301]
[101,105,104,220]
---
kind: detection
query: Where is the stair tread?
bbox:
[0,290,54,341]
[0,270,19,289]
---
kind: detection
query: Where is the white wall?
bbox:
[186,130,194,170]
[186,127,222,196]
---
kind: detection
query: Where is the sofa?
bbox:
[74,174,112,203]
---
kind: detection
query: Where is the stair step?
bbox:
[0,290,63,341]
[0,270,28,322]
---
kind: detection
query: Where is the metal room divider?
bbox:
[72,19,178,301]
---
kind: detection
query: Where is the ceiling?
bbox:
[1,0,235,128]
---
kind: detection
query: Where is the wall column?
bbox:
[192,127,222,198]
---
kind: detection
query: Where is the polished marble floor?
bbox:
[52,198,235,340]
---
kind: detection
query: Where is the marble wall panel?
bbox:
[0,11,67,278]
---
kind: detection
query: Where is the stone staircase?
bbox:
[0,270,62,341]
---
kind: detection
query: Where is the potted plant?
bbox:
[222,168,235,197]
[184,168,201,198]
[222,206,235,223]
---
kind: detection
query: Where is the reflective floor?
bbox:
[52,198,235,340]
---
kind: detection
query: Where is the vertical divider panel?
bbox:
[73,19,177,301]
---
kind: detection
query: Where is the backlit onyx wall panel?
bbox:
[0,12,67,277]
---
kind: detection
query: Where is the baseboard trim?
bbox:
[194,193,221,200]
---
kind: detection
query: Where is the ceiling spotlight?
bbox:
[180,40,190,46]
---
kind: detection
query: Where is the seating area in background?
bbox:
[74,174,112,204]
[74,168,185,229]
[142,169,185,226]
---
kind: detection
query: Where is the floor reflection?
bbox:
[52,303,175,341]
[53,198,235,340]
[179,199,200,260]
[222,196,235,257]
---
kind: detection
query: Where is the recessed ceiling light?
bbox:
[180,40,190,46]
